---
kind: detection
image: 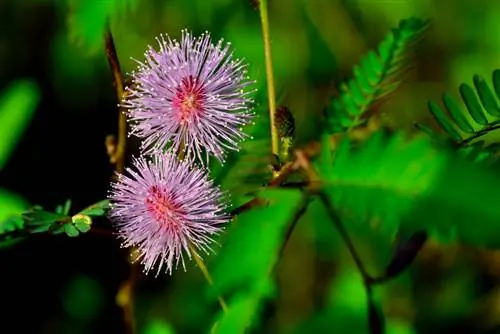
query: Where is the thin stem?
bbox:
[273,195,311,272]
[188,243,228,313]
[116,263,138,334]
[229,161,298,217]
[258,0,280,176]
[318,192,371,281]
[105,26,127,174]
[104,26,135,334]
[318,192,384,333]
[459,123,500,146]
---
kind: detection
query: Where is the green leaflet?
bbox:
[78,199,110,216]
[6,199,105,240]
[320,132,500,247]
[325,17,430,133]
[416,70,500,164]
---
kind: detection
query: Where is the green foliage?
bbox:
[415,70,500,165]
[292,268,383,334]
[143,320,176,334]
[0,189,30,248]
[213,281,272,334]
[319,131,500,247]
[67,0,136,52]
[61,275,104,320]
[0,199,109,242]
[78,199,110,216]
[209,189,302,333]
[0,80,40,171]
[325,18,430,133]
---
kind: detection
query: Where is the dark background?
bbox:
[2,0,500,333]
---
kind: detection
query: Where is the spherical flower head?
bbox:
[108,153,230,276]
[122,30,256,165]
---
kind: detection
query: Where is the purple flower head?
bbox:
[122,30,255,165]
[108,153,229,276]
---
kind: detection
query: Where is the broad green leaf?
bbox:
[0,189,30,248]
[210,189,302,296]
[320,132,500,247]
[212,281,272,334]
[68,0,136,52]
[0,80,39,171]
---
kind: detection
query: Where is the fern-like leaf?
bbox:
[325,17,431,133]
[320,132,500,248]
[416,70,500,164]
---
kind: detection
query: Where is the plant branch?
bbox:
[274,195,311,271]
[318,192,371,281]
[459,123,500,146]
[116,262,138,334]
[258,0,280,176]
[105,26,135,334]
[318,192,384,333]
[105,25,127,174]
[188,243,228,313]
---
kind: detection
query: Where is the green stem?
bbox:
[188,243,228,313]
[258,0,280,176]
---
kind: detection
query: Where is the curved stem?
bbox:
[105,26,134,334]
[459,123,500,146]
[318,192,371,281]
[188,243,228,313]
[275,195,311,267]
[258,0,280,177]
[105,26,127,173]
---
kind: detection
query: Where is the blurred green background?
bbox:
[2,0,500,333]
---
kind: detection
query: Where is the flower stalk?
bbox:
[258,0,280,176]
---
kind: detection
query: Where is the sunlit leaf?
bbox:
[210,189,302,296]
[0,80,39,171]
[143,319,176,334]
[67,0,136,52]
[320,131,500,247]
[78,199,109,216]
[0,188,30,248]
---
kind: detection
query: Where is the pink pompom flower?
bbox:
[122,30,255,165]
[108,153,229,275]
